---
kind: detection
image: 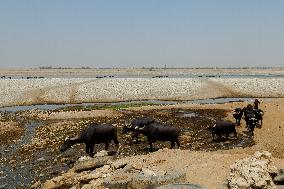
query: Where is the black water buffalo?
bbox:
[243,105,259,136]
[131,117,155,127]
[243,104,254,115]
[123,118,180,150]
[207,121,238,141]
[122,117,155,144]
[253,109,264,126]
[233,108,243,126]
[244,113,258,136]
[60,123,120,157]
[243,103,263,134]
[135,122,181,150]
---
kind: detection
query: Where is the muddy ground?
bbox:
[0,105,255,188]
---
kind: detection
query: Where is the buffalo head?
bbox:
[60,137,75,152]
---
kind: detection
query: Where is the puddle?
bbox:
[192,98,254,104]
[180,112,198,118]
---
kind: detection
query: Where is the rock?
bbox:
[219,180,228,189]
[131,169,186,189]
[95,150,108,157]
[158,148,169,152]
[30,180,41,189]
[279,169,284,174]
[73,156,113,172]
[78,156,93,162]
[43,180,60,189]
[77,172,101,183]
[276,186,284,189]
[81,183,97,189]
[274,174,284,184]
[97,165,111,174]
[43,172,78,189]
[103,172,133,189]
[9,160,16,164]
[111,159,128,170]
[52,175,65,183]
[131,163,143,170]
[154,169,167,176]
[37,157,45,162]
[121,164,134,173]
[102,173,111,178]
[228,151,277,189]
[89,178,104,188]
[0,184,7,189]
[142,168,157,176]
[156,183,208,189]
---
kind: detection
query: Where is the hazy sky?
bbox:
[0,0,284,68]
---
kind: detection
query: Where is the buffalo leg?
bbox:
[176,139,180,148]
[90,143,95,155]
[234,131,238,139]
[113,139,120,153]
[148,141,153,151]
[87,143,95,157]
[170,141,175,149]
[113,138,120,149]
[250,126,255,136]
[85,143,91,154]
[212,133,215,141]
[105,142,109,150]
[236,119,239,126]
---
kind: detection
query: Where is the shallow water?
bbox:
[0,98,256,112]
[1,73,284,79]
[0,121,43,188]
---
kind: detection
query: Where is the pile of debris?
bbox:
[227,151,284,189]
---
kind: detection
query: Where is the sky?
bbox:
[0,0,284,68]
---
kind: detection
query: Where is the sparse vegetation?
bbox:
[53,102,158,112]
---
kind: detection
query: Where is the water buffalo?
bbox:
[245,114,258,136]
[60,123,120,157]
[122,117,155,144]
[135,121,181,150]
[233,108,243,126]
[123,118,180,150]
[243,103,263,135]
[253,109,264,126]
[207,120,238,141]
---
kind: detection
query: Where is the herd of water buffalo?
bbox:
[60,99,264,157]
